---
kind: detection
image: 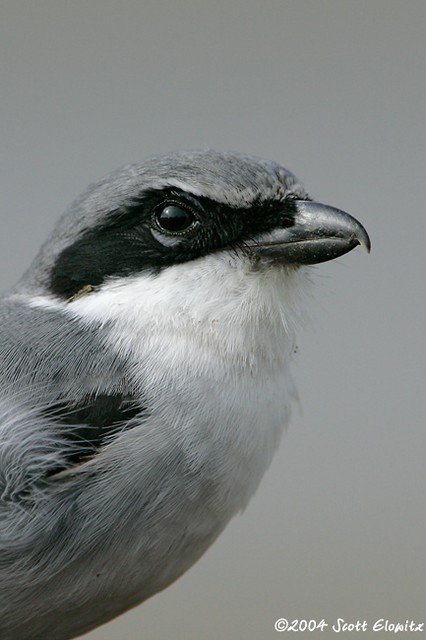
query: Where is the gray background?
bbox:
[1,1,425,638]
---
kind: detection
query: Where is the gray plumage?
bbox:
[0,150,369,639]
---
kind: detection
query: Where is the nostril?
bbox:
[277,199,298,228]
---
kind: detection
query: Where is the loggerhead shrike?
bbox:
[0,150,370,639]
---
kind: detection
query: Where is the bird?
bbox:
[0,150,370,639]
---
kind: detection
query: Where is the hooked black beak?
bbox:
[253,201,371,265]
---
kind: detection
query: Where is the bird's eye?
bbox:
[155,204,197,234]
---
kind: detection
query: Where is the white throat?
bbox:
[65,251,311,371]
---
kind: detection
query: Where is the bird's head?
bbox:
[22,150,369,294]
[19,150,370,358]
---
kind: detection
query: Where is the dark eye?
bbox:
[155,204,196,234]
